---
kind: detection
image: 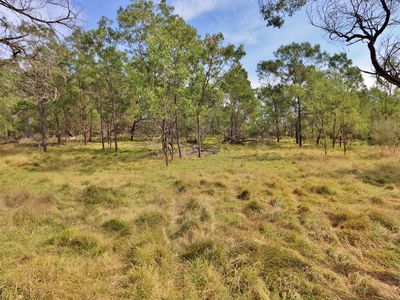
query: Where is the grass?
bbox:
[0,140,399,299]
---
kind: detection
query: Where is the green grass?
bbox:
[0,140,399,299]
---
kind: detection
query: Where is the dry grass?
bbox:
[0,140,399,299]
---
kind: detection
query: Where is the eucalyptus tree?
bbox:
[0,61,19,138]
[190,33,245,157]
[326,53,364,148]
[119,0,200,164]
[258,84,291,142]
[90,18,132,152]
[68,28,97,145]
[0,0,77,58]
[19,32,68,152]
[259,0,400,87]
[304,71,337,154]
[222,64,257,144]
[258,42,325,146]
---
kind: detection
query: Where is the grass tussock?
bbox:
[46,228,105,255]
[102,218,130,235]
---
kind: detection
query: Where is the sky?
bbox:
[79,0,375,87]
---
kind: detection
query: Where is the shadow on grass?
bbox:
[19,143,158,174]
[335,162,400,188]
[231,152,284,162]
[359,163,400,187]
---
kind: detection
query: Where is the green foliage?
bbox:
[371,118,400,149]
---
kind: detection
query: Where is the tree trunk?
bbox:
[114,124,118,153]
[83,123,87,146]
[175,110,182,159]
[316,129,322,145]
[130,120,137,142]
[297,97,302,147]
[100,115,105,151]
[275,116,280,142]
[332,116,337,149]
[55,112,61,147]
[89,110,93,143]
[107,122,112,149]
[196,110,201,158]
[38,100,47,153]
[162,120,169,166]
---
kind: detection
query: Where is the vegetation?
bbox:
[0,0,400,299]
[0,141,399,299]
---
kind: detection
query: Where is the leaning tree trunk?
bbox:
[38,100,47,153]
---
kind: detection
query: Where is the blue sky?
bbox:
[80,0,374,87]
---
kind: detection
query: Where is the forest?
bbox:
[0,0,399,299]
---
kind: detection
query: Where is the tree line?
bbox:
[0,0,399,165]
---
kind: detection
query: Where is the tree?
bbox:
[68,28,96,146]
[118,0,199,164]
[190,33,245,157]
[19,33,67,152]
[0,0,77,57]
[259,84,291,142]
[258,0,400,87]
[222,65,257,144]
[258,42,325,147]
[91,18,131,152]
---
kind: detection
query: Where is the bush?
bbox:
[371,118,400,149]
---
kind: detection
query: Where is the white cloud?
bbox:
[171,0,232,20]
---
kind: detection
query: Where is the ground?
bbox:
[0,140,399,299]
